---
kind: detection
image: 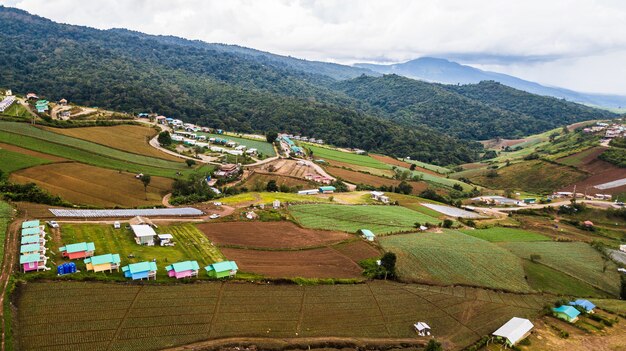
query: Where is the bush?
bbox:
[442,219,454,228]
[157,131,172,146]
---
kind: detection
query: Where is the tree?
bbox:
[442,219,453,228]
[409,164,416,171]
[397,181,413,195]
[424,340,443,351]
[380,252,396,279]
[266,180,279,192]
[139,174,151,199]
[157,131,172,146]
[621,276,626,300]
[266,131,278,143]
[185,159,196,167]
[452,183,463,191]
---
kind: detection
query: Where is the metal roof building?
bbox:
[492,317,533,346]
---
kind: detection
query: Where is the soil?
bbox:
[331,241,381,262]
[558,147,626,195]
[198,221,352,249]
[325,166,427,195]
[240,173,314,190]
[480,138,528,150]
[221,247,364,279]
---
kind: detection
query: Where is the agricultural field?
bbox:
[590,299,626,315]
[219,192,332,206]
[239,173,313,191]
[197,132,276,156]
[306,145,391,170]
[392,166,473,191]
[13,280,547,351]
[0,122,197,178]
[459,227,551,242]
[402,158,451,174]
[39,222,224,280]
[289,204,438,234]
[0,201,11,263]
[330,240,381,262]
[220,247,364,279]
[500,241,621,296]
[556,146,626,195]
[46,125,182,161]
[0,102,31,119]
[522,260,610,297]
[10,163,173,207]
[380,231,531,292]
[197,221,352,249]
[325,166,427,195]
[0,148,51,174]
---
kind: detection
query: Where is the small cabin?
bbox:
[22,220,40,229]
[413,322,431,336]
[569,299,596,313]
[165,260,200,279]
[122,261,158,280]
[205,261,238,279]
[157,234,174,246]
[319,186,336,194]
[59,242,95,260]
[21,234,45,246]
[553,305,580,323]
[131,225,156,246]
[20,243,43,255]
[21,226,44,238]
[20,253,48,272]
[84,253,121,273]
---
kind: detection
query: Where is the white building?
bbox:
[131,225,156,246]
[413,322,431,336]
[492,317,533,347]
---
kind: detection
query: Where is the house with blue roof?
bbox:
[205,261,238,278]
[553,305,580,323]
[122,261,158,280]
[359,229,376,242]
[21,220,40,229]
[569,299,596,313]
[85,254,121,273]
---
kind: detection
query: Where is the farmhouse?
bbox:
[359,229,376,241]
[35,99,49,113]
[84,253,121,272]
[492,317,533,347]
[569,299,595,313]
[245,148,257,155]
[319,186,336,194]
[165,260,200,279]
[553,305,580,323]
[20,253,48,272]
[214,164,240,178]
[131,224,157,246]
[370,191,390,203]
[59,242,96,260]
[413,322,431,336]
[26,92,38,100]
[205,261,238,278]
[58,98,68,106]
[155,115,167,124]
[122,261,158,280]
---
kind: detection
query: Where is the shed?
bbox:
[319,186,336,194]
[298,189,320,195]
[129,216,157,227]
[20,253,47,272]
[21,226,43,237]
[569,299,596,313]
[205,261,238,278]
[359,229,375,241]
[273,200,281,209]
[165,260,200,279]
[131,225,156,246]
[492,317,533,346]
[157,234,174,246]
[22,220,40,229]
[84,253,121,272]
[583,220,594,227]
[122,261,158,280]
[59,242,95,259]
[553,305,580,323]
[413,322,431,336]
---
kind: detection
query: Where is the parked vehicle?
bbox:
[46,221,59,228]
[113,221,121,229]
[209,214,220,219]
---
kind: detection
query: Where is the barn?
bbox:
[122,261,158,280]
[84,253,121,273]
[59,242,96,259]
[165,260,200,279]
[131,225,156,246]
[492,317,533,346]
[205,261,238,278]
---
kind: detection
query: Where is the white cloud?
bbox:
[2,0,626,94]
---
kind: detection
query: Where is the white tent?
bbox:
[492,317,533,346]
[413,322,431,336]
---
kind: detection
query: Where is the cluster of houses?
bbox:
[277,135,305,156]
[0,94,15,112]
[370,191,390,204]
[552,192,612,201]
[583,122,625,139]
[19,220,50,273]
[171,130,258,156]
[470,195,529,206]
[280,133,323,144]
[297,186,336,195]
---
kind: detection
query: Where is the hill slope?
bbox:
[356,57,626,108]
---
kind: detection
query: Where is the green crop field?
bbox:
[460,227,550,242]
[306,145,391,169]
[590,299,626,315]
[13,280,546,351]
[0,148,51,174]
[0,123,208,178]
[380,231,531,292]
[220,192,332,206]
[197,132,276,156]
[403,159,451,174]
[501,241,621,296]
[0,201,11,266]
[395,166,473,191]
[522,260,609,297]
[38,223,224,281]
[0,102,31,119]
[289,204,438,234]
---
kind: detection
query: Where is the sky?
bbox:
[3,0,626,95]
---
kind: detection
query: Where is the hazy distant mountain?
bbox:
[355,57,626,109]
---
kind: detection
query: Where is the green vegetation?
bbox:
[220,192,333,206]
[609,137,626,148]
[197,132,276,156]
[501,241,621,296]
[0,201,11,265]
[0,102,30,119]
[403,159,450,174]
[0,148,51,174]
[307,145,390,169]
[381,231,531,291]
[599,147,626,167]
[396,166,473,190]
[460,227,550,242]
[290,204,438,234]
[523,260,609,297]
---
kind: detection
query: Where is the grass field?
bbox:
[522,260,609,297]
[197,132,276,156]
[380,231,531,292]
[460,227,551,242]
[590,299,626,315]
[0,122,204,178]
[501,241,621,296]
[38,223,224,281]
[13,280,546,351]
[10,163,173,207]
[46,125,182,161]
[0,148,51,174]
[306,145,391,169]
[402,159,451,174]
[289,204,439,234]
[0,102,31,119]
[394,166,474,191]
[0,201,11,266]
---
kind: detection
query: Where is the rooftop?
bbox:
[84,253,121,266]
[122,261,158,274]
[492,317,533,345]
[22,220,40,229]
[205,261,238,273]
[60,242,95,254]
[166,260,200,273]
[131,225,157,238]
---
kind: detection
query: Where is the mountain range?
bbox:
[356,57,626,109]
[0,6,618,165]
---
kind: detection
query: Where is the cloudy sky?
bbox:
[3,0,626,95]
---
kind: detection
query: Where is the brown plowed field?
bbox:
[558,147,626,195]
[240,173,313,190]
[326,166,427,195]
[197,221,352,249]
[221,247,364,278]
[331,240,381,262]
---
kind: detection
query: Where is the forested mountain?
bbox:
[334,75,616,139]
[356,57,626,109]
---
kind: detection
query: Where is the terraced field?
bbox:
[306,145,391,169]
[13,281,547,351]
[289,204,438,234]
[0,148,51,174]
[460,227,551,242]
[380,231,531,292]
[325,166,427,195]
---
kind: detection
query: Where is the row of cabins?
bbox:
[297,186,336,195]
[0,95,15,112]
[19,220,49,273]
[304,173,332,184]
[121,260,238,280]
[277,135,305,156]
[552,192,612,201]
[281,133,324,144]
